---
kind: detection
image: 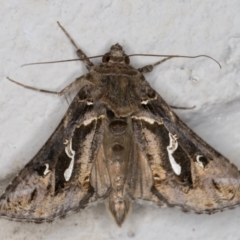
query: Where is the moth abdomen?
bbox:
[106,192,131,226]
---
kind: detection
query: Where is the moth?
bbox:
[1,22,240,227]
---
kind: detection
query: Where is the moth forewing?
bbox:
[1,23,240,226]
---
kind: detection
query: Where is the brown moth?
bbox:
[1,22,240,227]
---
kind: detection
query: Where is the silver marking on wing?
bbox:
[167,133,181,175]
[64,138,75,181]
[196,155,204,168]
[43,163,50,176]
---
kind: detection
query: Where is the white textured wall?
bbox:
[1,1,240,239]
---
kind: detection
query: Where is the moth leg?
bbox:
[57,21,94,69]
[138,57,173,73]
[58,76,92,96]
[7,76,91,96]
[170,105,196,110]
[7,77,59,95]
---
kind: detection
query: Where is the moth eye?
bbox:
[102,53,111,62]
[124,55,130,64]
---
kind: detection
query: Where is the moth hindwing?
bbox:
[1,24,240,227]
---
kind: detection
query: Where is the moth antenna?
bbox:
[170,105,196,110]
[128,54,221,69]
[21,55,103,67]
[57,21,79,50]
[7,77,59,95]
[57,21,95,68]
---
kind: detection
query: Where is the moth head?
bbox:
[102,43,130,65]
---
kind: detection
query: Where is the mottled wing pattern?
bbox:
[2,41,240,226]
[0,86,108,222]
[132,93,240,213]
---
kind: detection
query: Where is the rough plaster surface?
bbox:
[1,1,240,239]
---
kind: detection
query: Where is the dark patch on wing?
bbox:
[54,149,72,195]
[172,145,193,185]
